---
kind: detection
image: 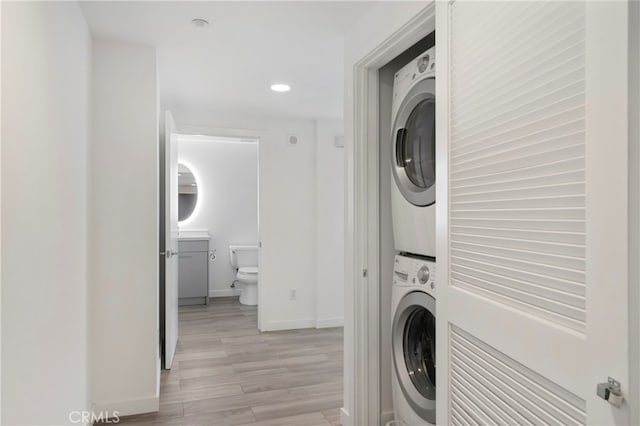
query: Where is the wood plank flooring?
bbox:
[118,297,343,425]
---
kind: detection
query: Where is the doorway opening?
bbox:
[176,134,260,310]
[161,131,261,369]
[153,125,344,426]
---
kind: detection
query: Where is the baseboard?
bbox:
[338,407,392,426]
[262,317,344,331]
[340,407,351,426]
[92,395,159,418]
[381,410,395,425]
[316,317,344,328]
[262,318,316,331]
[209,288,240,298]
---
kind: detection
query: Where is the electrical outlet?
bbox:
[289,289,297,300]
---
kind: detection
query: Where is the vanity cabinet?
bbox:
[178,239,209,305]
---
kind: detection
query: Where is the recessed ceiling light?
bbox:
[191,18,210,28]
[270,83,291,92]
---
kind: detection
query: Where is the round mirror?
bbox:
[178,163,198,222]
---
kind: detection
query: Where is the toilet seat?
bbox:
[237,267,259,283]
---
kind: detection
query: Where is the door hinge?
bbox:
[597,377,625,408]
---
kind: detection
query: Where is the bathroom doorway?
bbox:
[159,129,261,370]
[176,133,261,317]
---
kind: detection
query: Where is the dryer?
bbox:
[391,254,436,425]
[391,47,436,258]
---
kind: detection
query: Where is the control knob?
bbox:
[417,265,430,285]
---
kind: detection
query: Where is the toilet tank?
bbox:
[229,245,259,269]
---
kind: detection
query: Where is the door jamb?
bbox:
[629,1,640,423]
[345,5,435,425]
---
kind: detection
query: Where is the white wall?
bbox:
[0,2,3,420]
[90,39,159,416]
[629,1,640,423]
[258,118,318,331]
[169,108,318,331]
[0,2,2,423]
[1,2,91,424]
[177,136,259,298]
[315,120,345,328]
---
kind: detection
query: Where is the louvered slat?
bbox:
[451,241,585,271]
[449,0,586,332]
[450,327,586,426]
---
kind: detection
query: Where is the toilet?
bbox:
[229,245,259,306]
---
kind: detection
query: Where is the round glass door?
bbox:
[402,100,435,190]
[392,78,436,207]
[392,291,436,423]
[403,306,436,400]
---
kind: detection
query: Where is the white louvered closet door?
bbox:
[435,1,630,425]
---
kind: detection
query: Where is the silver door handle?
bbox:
[160,250,179,258]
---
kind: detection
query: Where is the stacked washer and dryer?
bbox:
[390,47,437,426]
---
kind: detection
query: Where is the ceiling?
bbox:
[80,1,374,120]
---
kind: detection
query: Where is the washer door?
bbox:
[391,78,436,207]
[392,291,436,423]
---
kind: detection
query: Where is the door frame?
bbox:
[629,1,640,424]
[344,4,435,425]
[345,2,640,425]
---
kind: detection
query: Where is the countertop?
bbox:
[178,230,210,240]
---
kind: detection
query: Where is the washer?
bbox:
[391,254,436,425]
[391,47,436,258]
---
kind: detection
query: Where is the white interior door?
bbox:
[164,111,179,368]
[436,2,630,424]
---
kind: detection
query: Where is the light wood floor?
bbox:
[118,297,344,425]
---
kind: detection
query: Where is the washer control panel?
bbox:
[393,254,436,290]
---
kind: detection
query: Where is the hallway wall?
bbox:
[1,2,91,424]
[315,119,345,327]
[90,39,159,416]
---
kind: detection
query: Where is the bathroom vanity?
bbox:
[178,232,211,305]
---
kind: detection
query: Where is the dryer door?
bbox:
[392,78,436,207]
[392,291,436,424]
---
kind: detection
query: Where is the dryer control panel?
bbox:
[391,46,436,119]
[393,254,436,290]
